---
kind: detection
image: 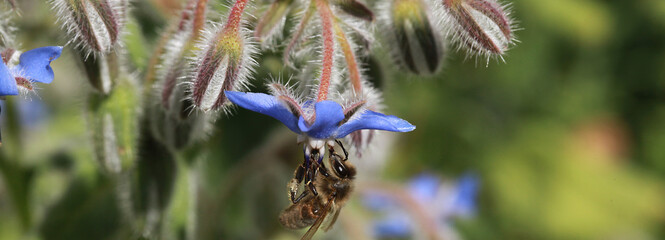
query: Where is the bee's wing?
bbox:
[322,207,341,232]
[301,196,335,240]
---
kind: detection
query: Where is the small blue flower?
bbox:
[450,173,479,217]
[362,172,480,239]
[0,46,63,96]
[224,91,415,139]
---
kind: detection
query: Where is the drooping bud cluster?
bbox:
[50,0,129,56]
[379,0,445,75]
[189,0,257,112]
[439,0,515,59]
[148,0,213,150]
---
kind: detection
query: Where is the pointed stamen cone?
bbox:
[255,0,294,45]
[441,0,514,57]
[51,0,129,56]
[380,0,445,75]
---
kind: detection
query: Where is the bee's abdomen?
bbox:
[279,197,322,229]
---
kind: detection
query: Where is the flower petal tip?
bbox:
[17,46,63,84]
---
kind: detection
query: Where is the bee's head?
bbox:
[330,154,356,180]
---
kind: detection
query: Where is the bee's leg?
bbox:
[305,164,319,196]
[292,189,309,203]
[288,163,306,203]
[317,161,330,178]
[335,139,348,161]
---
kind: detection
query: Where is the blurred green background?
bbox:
[1,0,664,239]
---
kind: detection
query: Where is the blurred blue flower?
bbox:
[373,212,413,238]
[363,172,480,239]
[18,98,49,129]
[0,46,62,96]
[224,91,415,139]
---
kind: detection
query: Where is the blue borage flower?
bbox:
[0,46,63,96]
[225,86,414,166]
[224,90,414,139]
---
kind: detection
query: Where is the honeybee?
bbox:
[279,140,355,240]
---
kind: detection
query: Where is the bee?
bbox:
[279,140,355,240]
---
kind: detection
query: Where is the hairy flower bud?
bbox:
[332,0,374,22]
[379,0,445,75]
[87,75,139,174]
[440,0,515,58]
[146,0,208,86]
[51,0,129,56]
[0,12,15,47]
[3,0,16,11]
[190,25,256,112]
[150,80,213,151]
[75,50,120,94]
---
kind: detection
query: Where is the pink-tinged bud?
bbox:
[440,0,515,58]
[51,0,129,56]
[379,0,445,75]
[189,25,257,112]
[255,0,294,46]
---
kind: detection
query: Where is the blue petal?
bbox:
[225,91,301,133]
[362,191,395,211]
[335,110,415,138]
[15,46,63,84]
[0,62,17,96]
[372,214,413,238]
[298,100,345,139]
[452,173,480,216]
[408,173,440,204]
